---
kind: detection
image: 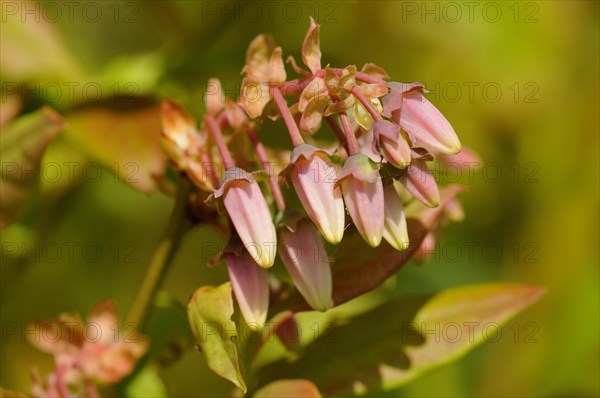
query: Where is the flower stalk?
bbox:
[126,177,193,330]
[246,127,287,212]
[352,86,382,122]
[339,112,359,155]
[271,85,304,147]
[205,113,235,169]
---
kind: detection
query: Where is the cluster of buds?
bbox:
[24,301,148,397]
[160,17,469,330]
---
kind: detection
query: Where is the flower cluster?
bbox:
[25,301,147,398]
[159,17,469,330]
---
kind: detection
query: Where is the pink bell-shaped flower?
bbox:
[383,82,461,155]
[225,239,270,331]
[279,218,332,311]
[213,168,277,268]
[281,144,345,244]
[372,119,411,169]
[400,151,440,208]
[336,153,384,247]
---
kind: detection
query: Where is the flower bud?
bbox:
[213,168,277,267]
[279,219,332,312]
[372,119,411,169]
[282,144,345,244]
[400,157,440,208]
[336,153,384,247]
[382,184,409,251]
[383,82,461,155]
[225,245,269,331]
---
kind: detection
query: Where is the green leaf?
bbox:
[255,379,322,398]
[0,10,83,81]
[0,107,65,229]
[124,364,168,398]
[259,283,544,396]
[64,105,166,193]
[187,282,247,393]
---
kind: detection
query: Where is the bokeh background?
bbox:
[1,0,598,396]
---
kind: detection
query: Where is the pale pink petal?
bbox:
[341,177,384,248]
[400,159,440,207]
[394,91,461,154]
[279,220,332,311]
[301,17,322,75]
[291,156,345,244]
[224,181,277,267]
[226,251,269,330]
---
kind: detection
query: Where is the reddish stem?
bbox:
[201,150,221,189]
[205,114,235,170]
[353,71,387,85]
[217,112,229,130]
[351,86,382,121]
[246,127,287,212]
[271,86,304,147]
[281,69,387,95]
[325,115,348,151]
[339,112,359,155]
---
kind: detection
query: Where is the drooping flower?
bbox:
[400,150,440,208]
[336,153,384,247]
[279,218,332,311]
[372,119,411,169]
[212,167,277,268]
[382,82,461,155]
[382,184,409,251]
[225,238,270,330]
[281,144,345,244]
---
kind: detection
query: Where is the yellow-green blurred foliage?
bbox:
[1,1,598,396]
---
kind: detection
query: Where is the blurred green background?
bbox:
[1,0,598,396]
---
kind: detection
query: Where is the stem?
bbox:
[339,112,359,155]
[353,71,387,85]
[201,150,221,189]
[271,86,304,147]
[246,127,287,212]
[281,69,387,95]
[126,178,193,330]
[325,115,348,152]
[351,86,382,121]
[205,114,235,169]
